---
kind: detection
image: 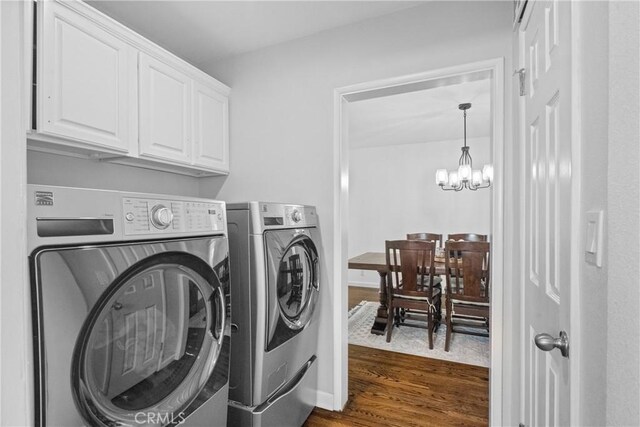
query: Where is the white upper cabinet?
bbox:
[139,53,192,164]
[32,0,230,176]
[192,81,229,171]
[38,0,133,153]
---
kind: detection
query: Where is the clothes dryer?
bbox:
[28,185,231,427]
[226,202,320,427]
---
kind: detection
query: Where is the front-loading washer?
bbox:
[226,202,320,427]
[28,184,231,427]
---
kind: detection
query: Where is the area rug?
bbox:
[348,301,490,367]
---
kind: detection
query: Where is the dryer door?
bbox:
[70,251,226,426]
[264,228,319,351]
[30,236,230,427]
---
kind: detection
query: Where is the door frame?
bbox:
[332,58,505,423]
[1,1,32,425]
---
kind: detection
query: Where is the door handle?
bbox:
[534,331,569,358]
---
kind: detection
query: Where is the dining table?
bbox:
[348,252,447,335]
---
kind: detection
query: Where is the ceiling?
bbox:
[87,1,422,68]
[86,1,489,151]
[348,79,491,149]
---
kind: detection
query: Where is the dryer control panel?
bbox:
[123,197,225,235]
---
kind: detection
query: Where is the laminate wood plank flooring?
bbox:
[303,286,489,427]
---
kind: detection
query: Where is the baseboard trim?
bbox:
[315,390,336,411]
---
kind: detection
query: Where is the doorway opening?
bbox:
[332,58,505,422]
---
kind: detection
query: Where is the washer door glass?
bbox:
[265,230,319,351]
[72,254,225,426]
[277,241,315,321]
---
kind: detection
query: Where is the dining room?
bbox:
[342,70,494,421]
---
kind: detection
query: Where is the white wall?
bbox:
[576,2,609,425]
[606,1,640,425]
[200,1,512,407]
[348,137,491,286]
[28,151,200,196]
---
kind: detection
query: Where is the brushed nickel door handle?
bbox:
[534,331,569,358]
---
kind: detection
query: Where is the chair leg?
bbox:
[394,307,402,327]
[445,299,452,352]
[427,310,434,350]
[386,304,394,343]
[433,297,442,333]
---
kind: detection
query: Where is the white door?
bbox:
[139,52,191,164]
[519,0,574,426]
[192,81,229,172]
[39,0,133,152]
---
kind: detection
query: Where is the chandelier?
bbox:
[435,103,493,191]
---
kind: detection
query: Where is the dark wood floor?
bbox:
[303,286,489,427]
[348,285,378,310]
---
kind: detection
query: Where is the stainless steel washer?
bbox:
[28,185,231,427]
[226,202,320,427]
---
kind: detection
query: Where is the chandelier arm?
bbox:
[439,183,466,191]
[469,181,491,191]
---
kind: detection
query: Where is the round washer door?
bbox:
[265,230,319,351]
[71,253,226,426]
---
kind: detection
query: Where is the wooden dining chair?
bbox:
[443,240,490,352]
[407,232,443,247]
[285,253,304,309]
[406,232,443,318]
[385,240,441,349]
[447,233,488,242]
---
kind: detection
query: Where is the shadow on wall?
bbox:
[27,150,202,197]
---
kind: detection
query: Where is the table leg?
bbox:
[370,271,389,335]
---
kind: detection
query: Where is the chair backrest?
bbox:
[289,254,303,287]
[447,233,488,242]
[385,240,437,298]
[406,233,442,247]
[444,240,490,303]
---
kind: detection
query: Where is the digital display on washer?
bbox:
[264,217,284,226]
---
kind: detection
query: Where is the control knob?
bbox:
[291,209,302,223]
[150,204,173,229]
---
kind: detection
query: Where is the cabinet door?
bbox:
[39,1,132,152]
[138,53,191,164]
[192,81,229,172]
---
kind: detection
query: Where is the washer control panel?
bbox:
[258,203,317,229]
[123,197,225,235]
[285,206,304,225]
